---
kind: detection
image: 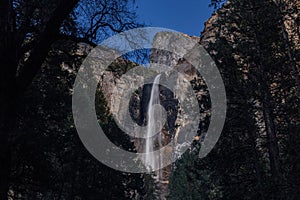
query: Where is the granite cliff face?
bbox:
[92,33,211,199]
[200,0,300,54]
[99,35,211,146]
[91,1,300,197]
[88,1,300,198]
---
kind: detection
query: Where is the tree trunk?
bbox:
[249,0,283,195]
[248,127,265,199]
[0,1,16,199]
[259,72,284,198]
[0,1,80,199]
[16,0,80,91]
[260,75,282,182]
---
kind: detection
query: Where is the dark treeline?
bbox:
[0,0,299,199]
[168,0,299,199]
[0,0,148,199]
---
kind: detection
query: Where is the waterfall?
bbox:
[144,74,162,172]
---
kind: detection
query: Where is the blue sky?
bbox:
[135,0,215,37]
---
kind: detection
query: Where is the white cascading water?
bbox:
[144,74,162,172]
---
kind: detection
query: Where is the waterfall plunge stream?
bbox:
[144,74,162,175]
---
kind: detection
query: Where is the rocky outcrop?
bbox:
[91,31,212,199]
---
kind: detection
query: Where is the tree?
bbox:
[0,1,79,198]
[168,0,299,198]
[272,0,300,96]
[0,0,141,199]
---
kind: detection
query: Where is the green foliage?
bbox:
[168,148,223,200]
[169,0,300,199]
[9,41,148,199]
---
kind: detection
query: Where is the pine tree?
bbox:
[168,0,300,199]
